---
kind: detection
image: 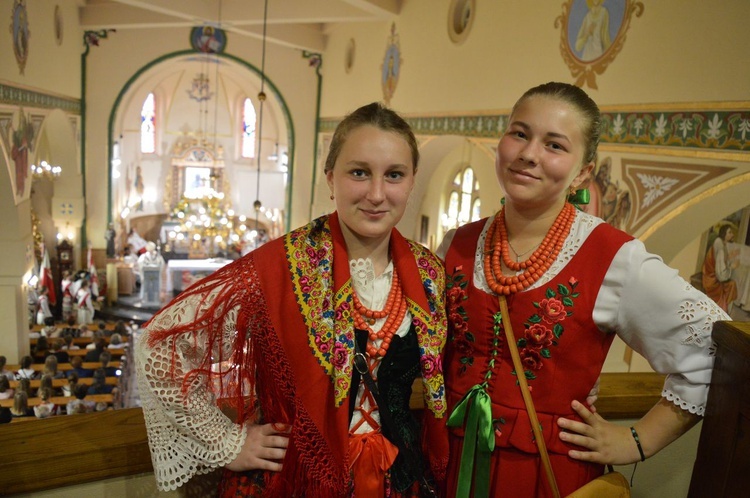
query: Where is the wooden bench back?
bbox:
[7,361,122,372]
[0,393,114,408]
[8,376,119,389]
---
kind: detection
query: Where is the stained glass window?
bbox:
[140,93,156,154]
[242,98,257,158]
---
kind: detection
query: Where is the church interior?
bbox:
[1,0,749,495]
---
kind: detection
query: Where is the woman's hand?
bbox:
[557,400,640,465]
[226,423,292,472]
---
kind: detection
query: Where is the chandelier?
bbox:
[31,160,62,180]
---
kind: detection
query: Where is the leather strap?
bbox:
[498,295,562,498]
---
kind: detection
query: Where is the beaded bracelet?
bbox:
[630,426,646,462]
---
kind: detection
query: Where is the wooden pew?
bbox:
[9,377,119,389]
[30,336,129,346]
[0,408,154,494]
[56,348,127,358]
[6,361,122,372]
[0,393,114,408]
[31,322,119,333]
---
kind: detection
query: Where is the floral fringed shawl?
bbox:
[139,212,448,496]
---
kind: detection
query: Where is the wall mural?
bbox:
[555,0,644,89]
[620,159,733,235]
[0,108,38,205]
[582,157,631,231]
[381,23,401,106]
[700,208,750,317]
[10,0,30,74]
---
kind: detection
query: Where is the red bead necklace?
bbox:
[351,270,407,359]
[483,203,576,295]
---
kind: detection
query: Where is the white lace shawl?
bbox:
[136,257,411,491]
[135,286,246,492]
[439,210,729,416]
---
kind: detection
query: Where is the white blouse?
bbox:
[348,258,412,434]
[439,210,729,416]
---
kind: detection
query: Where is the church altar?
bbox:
[166,258,233,294]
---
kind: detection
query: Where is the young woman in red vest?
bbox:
[440,82,729,497]
[136,102,449,496]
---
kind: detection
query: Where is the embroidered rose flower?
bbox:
[421,355,438,378]
[538,297,566,324]
[452,337,473,357]
[331,342,347,368]
[314,334,331,354]
[525,323,554,348]
[520,347,543,371]
[447,286,464,306]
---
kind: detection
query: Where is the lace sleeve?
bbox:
[594,239,730,416]
[135,283,248,491]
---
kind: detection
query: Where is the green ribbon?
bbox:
[567,187,590,206]
[447,384,495,498]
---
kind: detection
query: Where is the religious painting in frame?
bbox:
[190,25,227,54]
[381,23,401,106]
[10,0,31,74]
[555,0,644,89]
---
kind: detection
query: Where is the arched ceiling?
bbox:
[79,0,403,52]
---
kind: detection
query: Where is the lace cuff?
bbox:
[135,293,247,491]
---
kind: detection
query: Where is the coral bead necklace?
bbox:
[483,202,576,295]
[351,270,408,359]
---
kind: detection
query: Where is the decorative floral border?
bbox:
[0,83,81,114]
[321,108,750,153]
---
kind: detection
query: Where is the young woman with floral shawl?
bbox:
[136,102,449,497]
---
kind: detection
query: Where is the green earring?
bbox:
[567,188,590,206]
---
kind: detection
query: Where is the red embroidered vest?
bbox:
[444,219,632,454]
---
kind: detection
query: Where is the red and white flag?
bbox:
[40,243,57,305]
[87,245,99,297]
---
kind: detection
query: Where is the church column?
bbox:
[0,198,34,363]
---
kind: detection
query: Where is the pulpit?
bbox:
[141,267,161,306]
[688,320,750,497]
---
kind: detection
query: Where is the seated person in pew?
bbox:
[108,333,126,350]
[43,355,66,380]
[61,315,78,338]
[113,320,131,338]
[98,351,120,377]
[15,378,31,396]
[0,376,13,400]
[87,368,114,395]
[66,384,95,415]
[33,387,60,418]
[10,391,33,418]
[61,334,80,351]
[85,330,103,350]
[15,355,37,380]
[0,407,10,424]
[62,372,79,397]
[0,356,15,380]
[79,324,93,339]
[48,339,70,364]
[32,336,50,362]
[84,337,107,362]
[67,356,92,378]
